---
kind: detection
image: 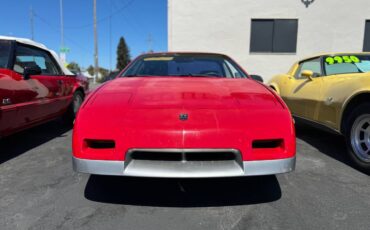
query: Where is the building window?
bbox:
[250,19,298,53]
[364,20,370,51]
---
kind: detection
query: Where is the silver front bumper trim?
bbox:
[73,156,295,178]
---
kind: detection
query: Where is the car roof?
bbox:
[0,35,48,50]
[137,52,230,58]
[300,52,370,62]
[0,35,73,75]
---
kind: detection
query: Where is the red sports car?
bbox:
[73,53,295,178]
[0,36,89,138]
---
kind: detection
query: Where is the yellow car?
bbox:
[268,53,370,172]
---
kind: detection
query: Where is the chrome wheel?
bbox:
[73,93,83,114]
[350,114,370,163]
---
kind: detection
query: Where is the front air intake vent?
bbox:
[252,139,283,149]
[127,149,240,162]
[185,151,236,161]
[85,139,115,149]
[130,151,182,161]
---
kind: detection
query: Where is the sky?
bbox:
[0,0,167,70]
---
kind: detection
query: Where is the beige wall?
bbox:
[168,0,370,81]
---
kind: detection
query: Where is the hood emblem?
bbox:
[179,113,188,121]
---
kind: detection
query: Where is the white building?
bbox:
[168,0,370,81]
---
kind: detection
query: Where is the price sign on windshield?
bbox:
[325,56,360,65]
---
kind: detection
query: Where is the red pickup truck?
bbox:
[0,36,89,138]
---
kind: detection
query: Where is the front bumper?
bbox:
[72,156,295,178]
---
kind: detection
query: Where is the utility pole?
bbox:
[59,0,66,64]
[93,0,99,84]
[109,0,112,72]
[60,0,64,48]
[147,33,153,53]
[29,6,34,40]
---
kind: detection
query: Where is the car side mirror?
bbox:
[301,70,314,80]
[23,65,42,80]
[250,75,264,83]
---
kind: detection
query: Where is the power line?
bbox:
[32,0,137,69]
[112,0,145,36]
[33,12,93,56]
[110,0,143,70]
[112,0,151,53]
[63,0,135,29]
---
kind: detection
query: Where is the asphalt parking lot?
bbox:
[0,120,369,230]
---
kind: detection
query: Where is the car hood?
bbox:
[74,77,294,161]
[86,77,281,110]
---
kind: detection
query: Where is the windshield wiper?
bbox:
[172,74,193,77]
[125,74,155,77]
[176,74,221,78]
[192,74,220,77]
[172,74,220,77]
[125,74,221,78]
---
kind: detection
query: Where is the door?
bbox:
[11,43,67,127]
[317,55,370,129]
[0,40,18,135]
[283,58,323,120]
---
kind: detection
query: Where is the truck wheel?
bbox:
[345,103,370,173]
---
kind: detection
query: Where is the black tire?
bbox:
[344,103,370,173]
[63,91,84,123]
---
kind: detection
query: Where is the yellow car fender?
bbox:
[339,89,370,132]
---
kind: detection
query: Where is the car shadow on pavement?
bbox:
[84,175,281,207]
[295,121,369,175]
[0,120,72,164]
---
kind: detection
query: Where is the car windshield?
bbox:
[324,54,370,75]
[121,54,247,78]
[0,40,11,69]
